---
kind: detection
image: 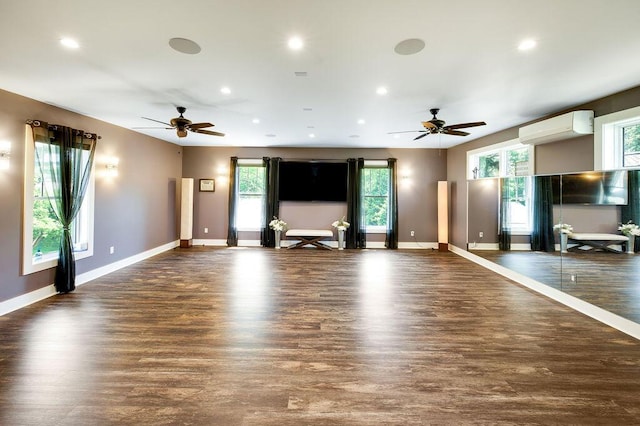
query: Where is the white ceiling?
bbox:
[2,0,640,149]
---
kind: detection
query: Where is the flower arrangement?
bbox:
[332,216,350,231]
[269,216,287,232]
[553,223,573,234]
[619,220,640,237]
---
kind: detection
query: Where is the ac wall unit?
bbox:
[519,110,594,145]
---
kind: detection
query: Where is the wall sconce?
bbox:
[104,157,119,177]
[0,140,10,171]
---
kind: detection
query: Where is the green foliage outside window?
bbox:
[478,153,499,178]
[362,168,389,227]
[32,171,62,256]
[623,124,640,166]
[238,166,265,194]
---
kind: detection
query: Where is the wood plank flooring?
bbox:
[473,249,640,324]
[1,247,640,425]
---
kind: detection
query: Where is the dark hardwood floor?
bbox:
[1,247,640,425]
[472,249,640,324]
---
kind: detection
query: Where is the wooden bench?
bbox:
[285,229,334,250]
[567,233,629,253]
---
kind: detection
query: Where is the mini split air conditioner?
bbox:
[519,110,594,145]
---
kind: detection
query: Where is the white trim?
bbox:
[1,240,179,317]
[399,241,438,249]
[466,138,533,180]
[468,243,531,251]
[237,158,264,165]
[364,160,388,167]
[450,245,640,341]
[193,239,228,246]
[594,105,640,170]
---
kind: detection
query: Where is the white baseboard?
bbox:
[450,244,640,341]
[192,239,228,246]
[468,243,531,251]
[0,240,179,317]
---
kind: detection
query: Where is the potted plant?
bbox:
[553,223,573,253]
[269,216,287,249]
[332,216,350,250]
[618,220,640,254]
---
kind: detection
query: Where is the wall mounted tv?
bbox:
[551,170,628,205]
[278,161,348,202]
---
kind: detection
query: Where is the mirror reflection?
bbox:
[468,169,640,324]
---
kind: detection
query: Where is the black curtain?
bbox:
[226,157,239,247]
[346,158,366,248]
[261,157,281,247]
[530,175,555,252]
[621,169,640,252]
[498,178,511,251]
[29,120,97,293]
[385,158,398,249]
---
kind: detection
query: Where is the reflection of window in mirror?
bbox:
[467,139,534,234]
[595,105,640,170]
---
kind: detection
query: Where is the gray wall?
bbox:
[448,85,640,248]
[0,89,182,303]
[182,146,447,243]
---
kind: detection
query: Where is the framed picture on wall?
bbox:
[199,179,215,192]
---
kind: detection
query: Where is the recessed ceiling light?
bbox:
[357,119,366,125]
[60,37,79,49]
[220,87,231,95]
[349,135,360,138]
[265,134,277,138]
[252,118,260,124]
[294,71,308,77]
[288,36,304,50]
[303,108,313,111]
[307,126,315,129]
[309,133,315,138]
[168,37,201,54]
[518,38,537,51]
[376,86,388,95]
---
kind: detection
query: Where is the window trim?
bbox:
[235,159,266,232]
[466,138,534,180]
[595,105,640,170]
[22,126,95,275]
[362,161,390,233]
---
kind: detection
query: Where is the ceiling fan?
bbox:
[134,106,224,138]
[390,108,486,140]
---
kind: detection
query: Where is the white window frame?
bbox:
[362,160,390,234]
[22,126,95,275]
[467,139,534,235]
[235,159,266,232]
[595,105,640,170]
[467,139,534,180]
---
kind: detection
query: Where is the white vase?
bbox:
[275,230,281,249]
[627,234,635,254]
[338,229,345,250]
[560,232,568,253]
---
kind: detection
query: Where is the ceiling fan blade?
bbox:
[421,121,437,129]
[142,117,173,126]
[444,121,486,130]
[188,122,214,130]
[388,130,427,134]
[193,129,225,137]
[132,126,173,130]
[413,133,429,141]
[443,129,470,136]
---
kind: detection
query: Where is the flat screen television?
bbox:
[551,170,628,205]
[278,161,348,202]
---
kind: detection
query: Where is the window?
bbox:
[23,127,94,275]
[595,105,640,170]
[468,139,534,234]
[362,162,390,232]
[235,160,266,231]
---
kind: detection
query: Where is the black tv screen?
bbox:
[278,161,348,202]
[551,170,628,205]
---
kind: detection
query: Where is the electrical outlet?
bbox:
[570,274,577,282]
[410,230,415,237]
[479,232,484,238]
[109,246,114,255]
[204,227,209,234]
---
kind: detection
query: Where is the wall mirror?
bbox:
[467,169,640,325]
